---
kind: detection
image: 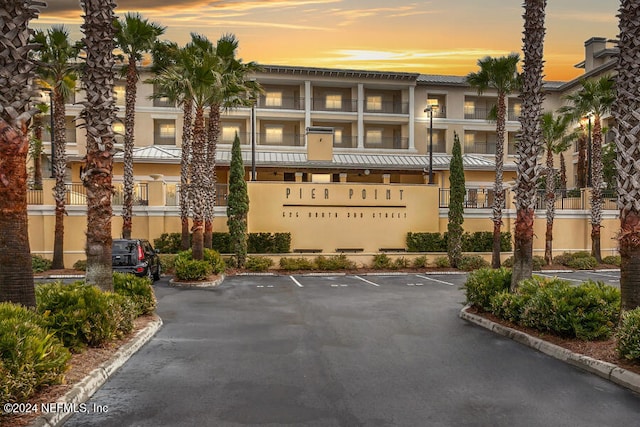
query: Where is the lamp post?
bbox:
[424,104,436,184]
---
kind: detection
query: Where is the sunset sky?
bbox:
[35,0,619,81]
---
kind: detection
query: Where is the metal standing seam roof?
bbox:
[116,146,511,171]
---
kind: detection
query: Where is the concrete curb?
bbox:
[28,316,163,427]
[459,305,640,395]
[169,274,225,288]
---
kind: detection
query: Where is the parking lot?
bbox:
[63,268,640,427]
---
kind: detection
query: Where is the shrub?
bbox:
[457,255,490,271]
[553,252,574,266]
[433,256,450,268]
[36,282,135,352]
[72,259,87,271]
[174,258,212,281]
[490,290,528,323]
[274,233,292,253]
[566,255,597,270]
[502,255,544,270]
[212,232,232,253]
[315,254,356,270]
[602,255,621,267]
[248,233,275,253]
[113,273,156,316]
[518,277,620,340]
[203,248,226,274]
[617,308,640,361]
[407,231,512,252]
[279,257,315,271]
[463,267,512,311]
[0,303,70,404]
[372,253,392,269]
[158,254,177,274]
[393,256,410,269]
[32,254,52,273]
[153,232,183,254]
[406,232,446,252]
[412,255,428,268]
[245,256,274,272]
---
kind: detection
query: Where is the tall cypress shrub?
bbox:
[448,132,465,268]
[227,134,249,267]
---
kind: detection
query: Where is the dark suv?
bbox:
[112,239,161,281]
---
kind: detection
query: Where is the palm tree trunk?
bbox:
[180,99,193,251]
[33,113,44,190]
[121,56,138,239]
[614,0,640,311]
[52,89,67,269]
[0,119,36,306]
[204,105,220,249]
[590,116,604,263]
[544,149,555,265]
[512,0,546,289]
[577,129,587,188]
[191,106,206,260]
[559,152,567,197]
[492,93,506,268]
[80,0,117,291]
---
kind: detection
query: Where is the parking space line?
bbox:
[354,275,380,287]
[415,275,455,286]
[535,273,583,283]
[289,275,304,288]
[588,271,620,279]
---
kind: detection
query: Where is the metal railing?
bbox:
[364,101,409,114]
[464,107,492,120]
[27,189,43,205]
[64,183,87,205]
[312,98,358,113]
[258,95,304,110]
[168,183,229,207]
[534,190,585,210]
[364,136,409,150]
[112,183,149,206]
[439,188,503,209]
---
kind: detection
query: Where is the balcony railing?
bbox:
[464,107,492,120]
[364,136,409,150]
[464,141,496,155]
[112,183,149,206]
[258,96,304,110]
[439,188,504,209]
[167,183,228,207]
[364,101,409,114]
[27,188,43,205]
[312,98,357,113]
[258,133,304,147]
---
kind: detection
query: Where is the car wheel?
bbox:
[153,263,161,281]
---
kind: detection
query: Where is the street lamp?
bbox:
[424,104,437,184]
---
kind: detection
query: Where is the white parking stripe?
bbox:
[535,273,583,283]
[289,275,304,288]
[354,275,380,287]
[415,274,455,286]
[588,271,620,279]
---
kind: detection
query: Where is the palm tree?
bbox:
[203,34,261,249]
[115,13,165,239]
[614,0,640,311]
[29,103,49,190]
[149,41,194,251]
[0,0,41,306]
[559,76,615,263]
[32,25,80,270]
[540,112,574,265]
[511,0,547,289]
[467,53,520,269]
[79,0,117,291]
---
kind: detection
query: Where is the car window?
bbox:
[113,241,135,253]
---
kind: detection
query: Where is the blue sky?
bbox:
[35,0,619,80]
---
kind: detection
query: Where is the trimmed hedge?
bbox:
[247,233,291,253]
[245,256,274,272]
[0,303,71,406]
[407,231,512,252]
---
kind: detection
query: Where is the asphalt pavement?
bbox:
[64,272,640,427]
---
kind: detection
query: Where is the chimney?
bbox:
[584,37,607,73]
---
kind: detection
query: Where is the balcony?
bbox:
[258,132,304,147]
[258,95,304,110]
[364,136,408,150]
[312,98,357,113]
[464,106,493,120]
[364,100,409,115]
[167,183,228,207]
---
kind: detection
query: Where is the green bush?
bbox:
[274,233,292,253]
[279,257,315,271]
[457,255,490,271]
[463,267,512,311]
[393,256,410,269]
[517,277,620,340]
[406,232,446,252]
[490,290,528,323]
[72,259,87,271]
[32,254,52,273]
[372,253,392,269]
[153,232,183,254]
[412,255,428,268]
[0,303,70,405]
[36,282,135,352]
[434,256,450,268]
[553,252,574,266]
[204,248,226,274]
[314,254,356,270]
[616,308,640,361]
[158,254,177,274]
[212,232,232,253]
[246,233,292,253]
[174,258,212,281]
[602,255,621,267]
[113,273,156,316]
[566,255,597,270]
[245,256,274,272]
[502,255,545,270]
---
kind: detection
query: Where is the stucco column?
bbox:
[295,172,303,183]
[42,178,55,205]
[147,177,166,207]
[357,83,364,149]
[339,173,348,183]
[409,85,415,151]
[305,80,311,132]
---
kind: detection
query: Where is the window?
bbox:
[222,125,241,143]
[325,94,342,110]
[113,122,125,144]
[114,85,126,106]
[265,126,283,144]
[154,119,176,145]
[366,129,383,145]
[366,95,383,111]
[65,116,77,143]
[334,128,343,145]
[265,91,282,107]
[464,101,475,116]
